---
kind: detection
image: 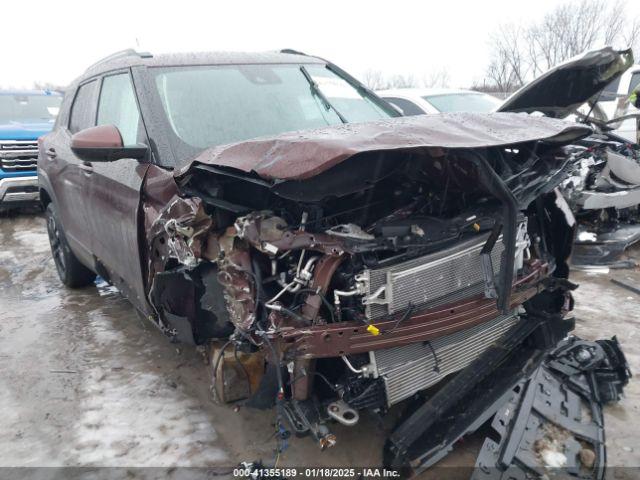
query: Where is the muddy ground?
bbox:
[1,211,639,478]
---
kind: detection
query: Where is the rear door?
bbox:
[44,79,99,266]
[84,70,151,313]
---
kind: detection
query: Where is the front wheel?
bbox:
[45,203,96,288]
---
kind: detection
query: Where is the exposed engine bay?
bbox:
[135,111,630,475]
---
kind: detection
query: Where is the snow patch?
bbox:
[577,231,598,242]
[541,450,567,468]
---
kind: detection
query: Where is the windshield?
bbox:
[423,93,501,113]
[0,94,61,123]
[153,64,392,159]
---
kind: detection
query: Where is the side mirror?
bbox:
[71,125,148,162]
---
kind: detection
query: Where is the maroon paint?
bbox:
[176,113,590,181]
[70,124,123,149]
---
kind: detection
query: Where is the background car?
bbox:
[0,90,61,209]
[598,63,640,143]
[377,88,502,115]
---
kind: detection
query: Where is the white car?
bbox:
[376,88,503,115]
[597,64,640,143]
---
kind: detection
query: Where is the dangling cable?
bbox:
[424,340,441,373]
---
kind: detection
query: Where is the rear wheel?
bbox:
[45,203,96,288]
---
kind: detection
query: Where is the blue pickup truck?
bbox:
[0,90,62,209]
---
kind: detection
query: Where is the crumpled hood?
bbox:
[176,112,591,181]
[498,47,634,118]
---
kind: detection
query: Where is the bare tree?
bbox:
[486,51,523,93]
[361,69,387,90]
[528,0,627,74]
[361,68,450,90]
[386,74,419,89]
[491,24,528,86]
[422,68,451,88]
[484,0,640,91]
[623,17,640,53]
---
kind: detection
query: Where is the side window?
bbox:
[97,73,141,146]
[54,93,72,129]
[628,73,640,96]
[383,97,426,116]
[599,77,621,102]
[69,80,98,133]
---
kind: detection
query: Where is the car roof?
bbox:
[0,89,62,96]
[376,87,486,97]
[76,49,325,84]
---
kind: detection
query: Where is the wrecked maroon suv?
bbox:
[38,50,629,476]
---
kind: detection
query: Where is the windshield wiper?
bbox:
[299,65,347,123]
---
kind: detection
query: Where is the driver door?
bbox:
[83,71,152,314]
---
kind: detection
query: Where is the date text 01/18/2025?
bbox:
[233,467,401,478]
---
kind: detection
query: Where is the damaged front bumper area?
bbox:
[472,337,628,480]
[386,316,631,478]
[138,113,631,473]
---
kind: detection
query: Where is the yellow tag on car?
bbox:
[367,324,380,336]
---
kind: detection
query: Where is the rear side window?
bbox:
[383,97,426,116]
[97,73,141,146]
[69,80,98,133]
[423,93,501,113]
[54,93,72,129]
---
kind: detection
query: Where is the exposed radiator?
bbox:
[370,311,520,406]
[359,233,505,320]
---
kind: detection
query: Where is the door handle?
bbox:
[46,147,57,160]
[79,162,93,174]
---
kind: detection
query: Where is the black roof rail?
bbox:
[280,48,310,57]
[85,49,153,71]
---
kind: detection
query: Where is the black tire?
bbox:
[45,203,96,288]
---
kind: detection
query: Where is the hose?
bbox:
[210,339,233,402]
[264,303,308,324]
[256,331,284,400]
[256,330,289,455]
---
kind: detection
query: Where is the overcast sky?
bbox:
[3,0,639,89]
